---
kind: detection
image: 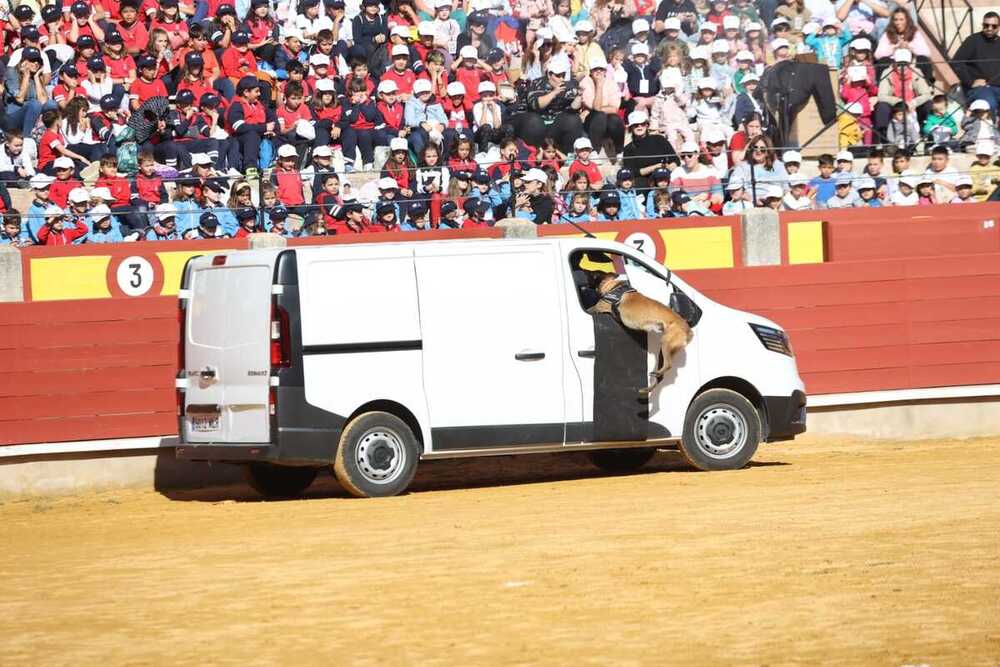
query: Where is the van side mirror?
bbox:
[670,289,702,327]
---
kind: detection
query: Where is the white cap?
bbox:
[736,49,753,61]
[771,38,790,52]
[850,38,870,50]
[789,174,809,187]
[546,59,569,75]
[391,25,410,38]
[446,81,466,96]
[589,53,609,69]
[90,204,112,220]
[478,80,496,94]
[956,175,973,187]
[631,18,649,33]
[679,141,700,154]
[417,21,436,35]
[315,78,335,92]
[848,65,867,81]
[836,149,854,162]
[970,99,990,111]
[282,27,302,41]
[378,176,399,190]
[663,17,681,31]
[702,127,725,144]
[699,21,715,33]
[697,76,717,90]
[918,173,935,185]
[377,79,398,94]
[434,0,451,9]
[309,53,330,66]
[659,69,682,89]
[844,101,864,115]
[191,153,212,166]
[893,48,912,63]
[552,25,575,43]
[763,184,784,199]
[54,156,74,170]
[900,175,918,188]
[277,143,298,158]
[391,44,410,57]
[975,139,996,155]
[726,179,745,190]
[390,137,409,152]
[90,186,114,200]
[536,26,553,41]
[822,15,838,27]
[45,204,65,217]
[855,177,876,191]
[711,39,729,54]
[802,21,820,36]
[742,72,760,83]
[723,15,740,30]
[459,45,478,60]
[771,16,790,27]
[574,137,593,151]
[574,19,594,33]
[627,110,648,125]
[782,150,802,164]
[155,203,176,221]
[689,46,709,61]
[630,42,649,56]
[745,21,762,32]
[67,187,90,203]
[30,173,54,189]
[312,145,333,157]
[523,168,548,183]
[412,78,432,94]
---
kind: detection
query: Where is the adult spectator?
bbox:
[729,135,789,202]
[874,8,933,82]
[4,47,51,136]
[873,48,932,143]
[653,0,698,36]
[622,110,677,190]
[953,12,1000,113]
[670,141,723,209]
[728,113,765,168]
[579,55,626,161]
[835,0,890,40]
[513,60,584,154]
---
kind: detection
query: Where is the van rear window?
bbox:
[190,266,271,348]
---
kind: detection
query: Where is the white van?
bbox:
[176,238,806,498]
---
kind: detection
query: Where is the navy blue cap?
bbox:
[137,54,157,69]
[14,5,35,20]
[177,177,199,188]
[440,200,458,215]
[20,26,40,42]
[616,168,634,182]
[671,190,691,205]
[302,0,320,6]
[362,0,380,6]
[161,0,179,6]
[22,47,43,63]
[100,94,118,111]
[77,34,97,48]
[232,30,251,45]
[106,31,124,45]
[204,179,227,193]
[217,3,237,14]
[61,64,80,78]
[473,170,490,184]
[176,89,195,105]
[599,192,621,206]
[468,10,490,25]
[376,202,397,217]
[269,205,289,220]
[407,202,428,217]
[185,51,204,68]
[463,198,489,215]
[41,5,61,22]
[454,170,472,181]
[199,212,220,228]
[486,48,505,64]
[71,1,91,17]
[651,167,671,181]
[252,0,269,6]
[237,76,260,92]
[236,206,257,221]
[87,56,106,72]
[199,92,221,108]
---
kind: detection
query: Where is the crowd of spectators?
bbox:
[0,0,999,245]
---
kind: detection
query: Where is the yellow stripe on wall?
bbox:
[660,227,734,269]
[30,256,112,301]
[787,221,825,264]
[157,250,232,295]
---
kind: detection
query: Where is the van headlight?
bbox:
[749,323,793,357]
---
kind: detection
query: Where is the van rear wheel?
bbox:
[243,463,318,499]
[680,389,761,471]
[333,411,420,498]
[587,448,656,472]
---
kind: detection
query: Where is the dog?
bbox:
[587,272,693,396]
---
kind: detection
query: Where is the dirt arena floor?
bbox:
[2,434,999,665]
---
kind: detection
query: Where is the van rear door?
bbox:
[182,253,274,443]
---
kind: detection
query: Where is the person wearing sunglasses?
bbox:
[729,136,789,203]
[953,11,1000,113]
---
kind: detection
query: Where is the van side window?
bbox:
[569,250,626,312]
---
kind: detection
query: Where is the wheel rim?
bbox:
[356,428,406,484]
[694,404,748,460]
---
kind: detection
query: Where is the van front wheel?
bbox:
[681,389,761,471]
[333,412,420,498]
[243,463,318,498]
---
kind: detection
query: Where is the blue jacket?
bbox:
[616,188,644,220]
[173,200,203,235]
[559,211,592,224]
[805,31,853,68]
[25,201,51,244]
[210,207,240,237]
[404,96,447,129]
[85,226,124,243]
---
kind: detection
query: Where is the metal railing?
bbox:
[917,0,975,58]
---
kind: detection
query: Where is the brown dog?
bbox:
[588,273,693,395]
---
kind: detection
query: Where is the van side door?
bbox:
[415,244,568,450]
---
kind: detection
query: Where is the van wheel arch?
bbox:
[348,400,425,454]
[691,377,768,439]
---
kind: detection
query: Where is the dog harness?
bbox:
[600,281,636,321]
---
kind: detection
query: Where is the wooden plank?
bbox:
[800,367,911,395]
[1,341,177,373]
[788,323,909,352]
[0,318,176,350]
[910,361,1000,389]
[0,412,177,446]
[0,365,176,398]
[908,318,1000,345]
[0,388,174,421]
[0,296,176,326]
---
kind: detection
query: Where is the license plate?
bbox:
[191,416,220,432]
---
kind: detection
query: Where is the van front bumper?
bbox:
[764,390,807,442]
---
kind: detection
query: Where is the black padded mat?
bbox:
[592,313,649,442]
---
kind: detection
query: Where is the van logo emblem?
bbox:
[247,370,269,377]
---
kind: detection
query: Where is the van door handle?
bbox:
[199,367,217,379]
[515,350,546,361]
[577,349,595,358]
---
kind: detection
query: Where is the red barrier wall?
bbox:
[5,251,1000,446]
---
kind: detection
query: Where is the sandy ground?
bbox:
[1,434,999,666]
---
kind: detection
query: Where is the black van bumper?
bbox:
[764,390,807,442]
[176,443,274,462]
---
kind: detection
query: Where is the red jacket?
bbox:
[382,68,416,95]
[376,101,404,131]
[38,219,88,245]
[273,168,305,206]
[50,178,82,208]
[220,47,258,80]
[96,175,132,208]
[453,67,485,104]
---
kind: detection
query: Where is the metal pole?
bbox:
[900,63,909,151]
[750,160,758,205]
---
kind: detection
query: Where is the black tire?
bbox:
[587,448,656,472]
[333,411,420,498]
[243,463,318,498]
[680,388,761,471]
